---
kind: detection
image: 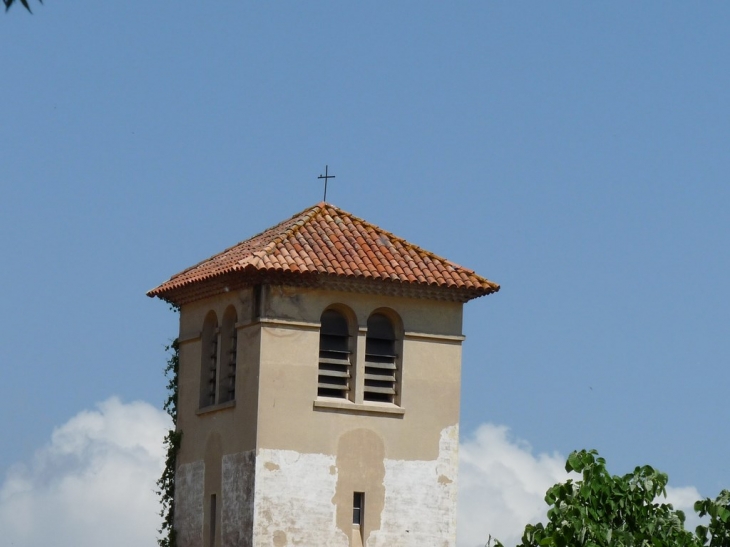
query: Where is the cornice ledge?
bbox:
[313,399,405,417]
[404,331,465,342]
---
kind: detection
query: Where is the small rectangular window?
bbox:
[209,494,217,546]
[353,492,364,526]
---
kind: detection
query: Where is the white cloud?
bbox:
[0,397,170,547]
[0,401,706,547]
[665,485,705,533]
[457,424,572,547]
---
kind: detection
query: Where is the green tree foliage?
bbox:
[516,449,696,547]
[4,0,42,13]
[695,490,730,547]
[157,338,181,547]
[490,450,730,547]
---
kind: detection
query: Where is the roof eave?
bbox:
[148,269,499,307]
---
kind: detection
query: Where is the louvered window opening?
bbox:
[364,314,397,403]
[206,329,219,406]
[226,329,237,401]
[318,310,352,399]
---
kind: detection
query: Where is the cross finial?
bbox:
[318,165,336,202]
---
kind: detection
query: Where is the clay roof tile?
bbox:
[148,203,499,304]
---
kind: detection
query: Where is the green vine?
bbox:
[157,337,181,547]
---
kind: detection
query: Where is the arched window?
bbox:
[318,309,352,399]
[218,306,237,404]
[364,313,398,403]
[200,311,219,408]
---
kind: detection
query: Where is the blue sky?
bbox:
[1,2,729,544]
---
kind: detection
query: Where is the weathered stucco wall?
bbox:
[221,451,256,547]
[253,449,348,546]
[251,425,458,547]
[176,461,205,547]
[367,425,459,547]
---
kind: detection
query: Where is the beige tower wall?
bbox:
[173,284,465,547]
[252,286,463,547]
[175,287,261,547]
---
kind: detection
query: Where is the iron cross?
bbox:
[318,165,336,202]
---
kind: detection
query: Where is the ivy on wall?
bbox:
[157,337,181,547]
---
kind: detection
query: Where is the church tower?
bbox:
[148,203,499,547]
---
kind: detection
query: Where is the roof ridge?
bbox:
[254,202,325,259]
[238,202,323,249]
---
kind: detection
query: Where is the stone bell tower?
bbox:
[148,202,499,547]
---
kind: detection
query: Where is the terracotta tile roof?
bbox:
[148,203,499,305]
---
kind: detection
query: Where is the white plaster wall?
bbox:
[222,451,256,547]
[176,460,205,547]
[367,425,459,547]
[252,426,458,547]
[252,449,349,547]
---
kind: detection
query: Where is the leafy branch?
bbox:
[695,489,730,547]
[4,0,42,13]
